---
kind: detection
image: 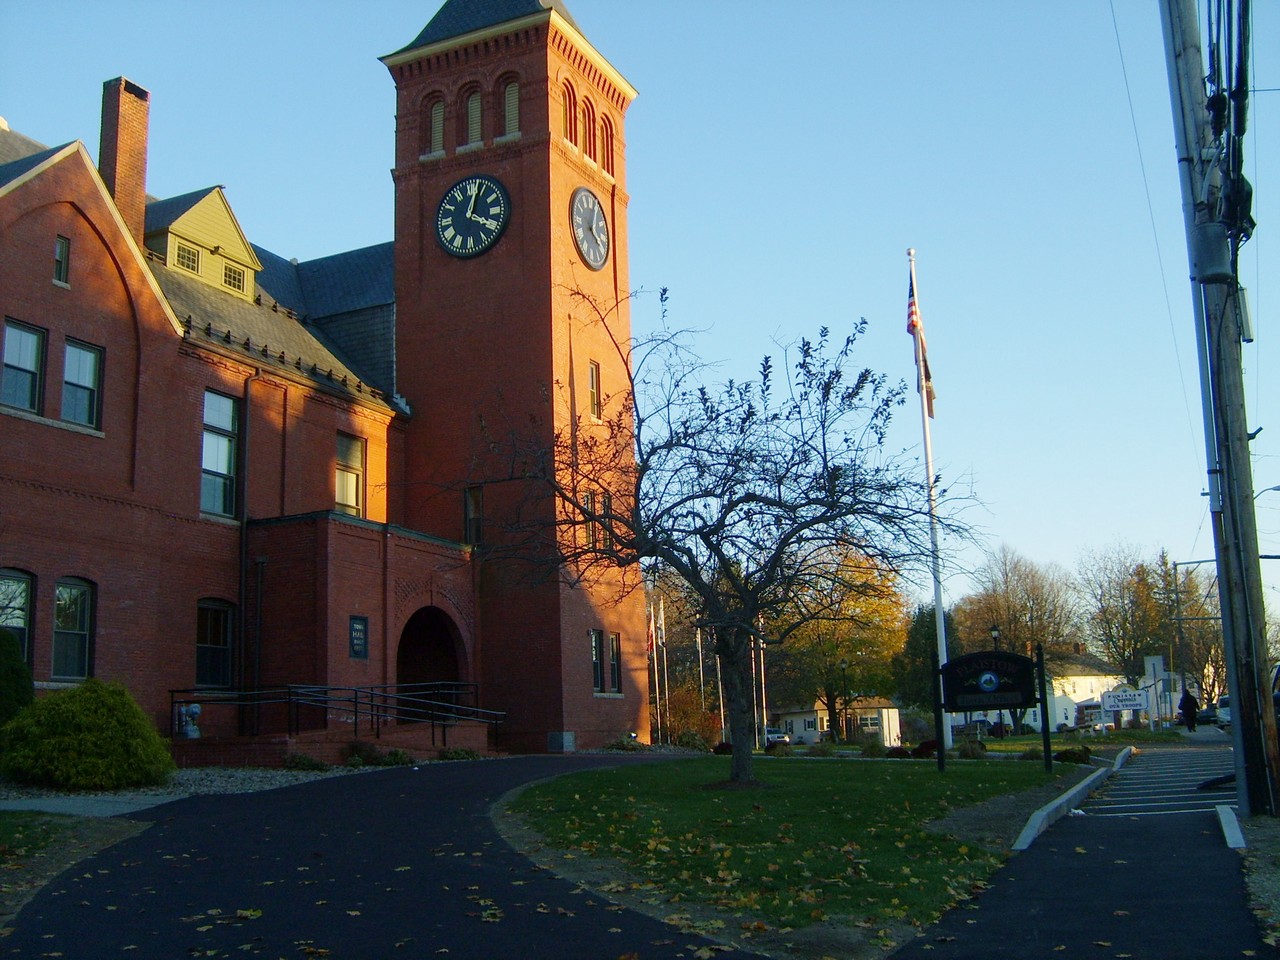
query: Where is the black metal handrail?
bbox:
[170,682,506,743]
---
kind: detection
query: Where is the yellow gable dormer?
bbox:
[143,186,263,302]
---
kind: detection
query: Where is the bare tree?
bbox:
[507,290,967,783]
[953,545,1082,657]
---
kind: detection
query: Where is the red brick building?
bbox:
[0,0,648,758]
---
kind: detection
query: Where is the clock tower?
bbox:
[383,1,646,751]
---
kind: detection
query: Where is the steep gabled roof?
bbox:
[144,187,218,235]
[392,0,578,55]
[0,143,69,190]
[0,121,49,166]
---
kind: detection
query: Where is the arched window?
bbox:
[0,568,33,661]
[426,99,445,155]
[561,81,578,145]
[599,115,616,176]
[465,91,482,145]
[581,99,597,162]
[503,80,520,136]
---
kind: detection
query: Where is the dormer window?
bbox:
[223,263,246,293]
[176,243,200,273]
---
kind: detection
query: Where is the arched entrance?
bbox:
[396,606,465,685]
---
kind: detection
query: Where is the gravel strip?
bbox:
[0,765,374,802]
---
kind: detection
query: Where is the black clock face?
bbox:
[570,187,609,270]
[436,175,510,258]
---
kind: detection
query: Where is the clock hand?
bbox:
[466,184,479,220]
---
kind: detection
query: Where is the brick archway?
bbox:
[397,605,466,684]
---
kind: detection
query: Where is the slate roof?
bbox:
[0,122,49,166]
[394,0,579,55]
[154,261,392,410]
[0,143,67,190]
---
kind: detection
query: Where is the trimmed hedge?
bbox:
[0,627,33,728]
[0,679,175,790]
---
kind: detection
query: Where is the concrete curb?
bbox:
[1217,804,1247,849]
[1012,746,1134,851]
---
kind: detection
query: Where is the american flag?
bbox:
[907,274,936,418]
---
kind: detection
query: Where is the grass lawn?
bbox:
[0,811,63,863]
[510,755,1072,931]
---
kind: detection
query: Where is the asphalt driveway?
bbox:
[2,755,765,960]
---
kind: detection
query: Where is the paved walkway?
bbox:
[2,737,1273,960]
[889,736,1273,960]
[1,755,766,960]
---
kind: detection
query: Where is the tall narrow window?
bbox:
[466,91,482,145]
[429,100,445,154]
[0,569,33,661]
[201,390,238,516]
[464,486,484,544]
[336,433,364,517]
[52,578,93,680]
[53,235,70,284]
[196,600,234,687]
[587,360,601,419]
[562,82,578,144]
[600,116,616,176]
[62,341,102,428]
[601,492,614,550]
[503,81,520,136]
[582,99,597,162]
[583,491,597,548]
[609,632,621,692]
[591,628,606,692]
[2,320,44,413]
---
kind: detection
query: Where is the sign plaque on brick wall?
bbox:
[349,616,369,660]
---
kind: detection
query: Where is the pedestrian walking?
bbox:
[1179,689,1199,732]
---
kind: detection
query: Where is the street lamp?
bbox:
[990,624,1001,651]
[839,658,849,743]
[1255,484,1280,500]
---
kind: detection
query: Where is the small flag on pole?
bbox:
[647,605,656,655]
[907,274,936,418]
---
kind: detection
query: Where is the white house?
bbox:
[773,697,903,747]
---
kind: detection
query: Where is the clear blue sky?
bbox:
[3,1,1276,609]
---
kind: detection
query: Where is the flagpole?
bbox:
[649,603,662,744]
[908,248,952,749]
[660,599,670,742]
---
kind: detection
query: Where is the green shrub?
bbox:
[439,747,480,761]
[1053,748,1093,765]
[955,739,987,760]
[804,740,836,757]
[765,741,793,757]
[885,746,912,759]
[1019,746,1044,762]
[860,739,886,758]
[604,735,646,752]
[675,730,710,752]
[284,752,330,771]
[347,742,417,767]
[0,628,33,728]
[0,679,174,790]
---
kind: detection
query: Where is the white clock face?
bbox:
[570,187,609,270]
[436,175,510,258]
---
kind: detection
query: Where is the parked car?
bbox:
[1217,695,1232,728]
[765,728,790,746]
[1196,704,1218,726]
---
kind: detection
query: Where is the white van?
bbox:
[1217,695,1231,728]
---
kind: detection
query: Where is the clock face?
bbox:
[436,175,510,258]
[570,187,609,270]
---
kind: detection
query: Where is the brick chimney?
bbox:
[99,77,150,248]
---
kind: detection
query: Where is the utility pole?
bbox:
[1161,0,1279,816]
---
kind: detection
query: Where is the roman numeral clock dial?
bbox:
[570,187,609,270]
[435,175,510,258]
